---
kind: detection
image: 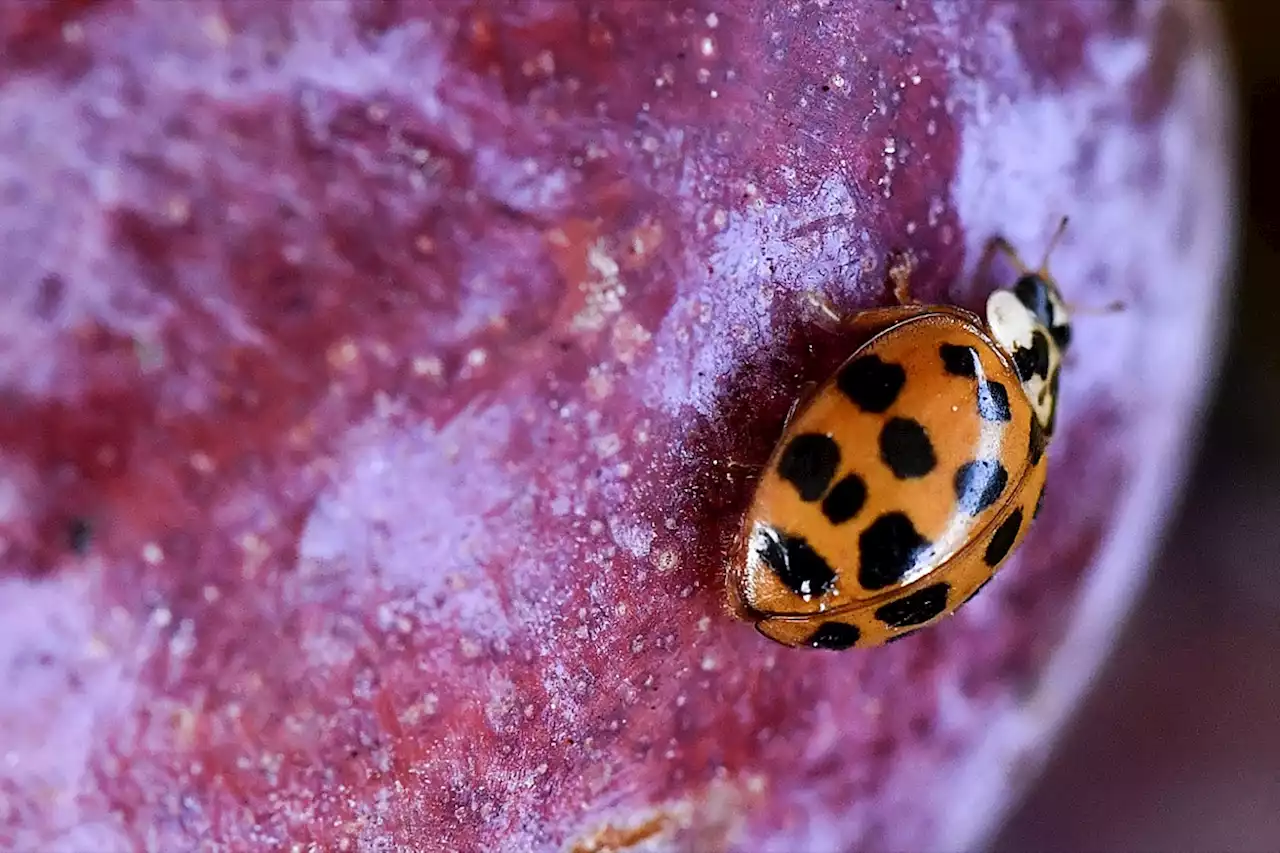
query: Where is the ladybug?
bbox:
[727,221,1073,649]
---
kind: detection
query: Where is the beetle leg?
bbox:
[979,234,1032,277]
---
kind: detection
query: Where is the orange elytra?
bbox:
[728,223,1072,649]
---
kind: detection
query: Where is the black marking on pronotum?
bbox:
[806,622,861,650]
[1013,330,1051,382]
[837,354,906,414]
[756,526,837,598]
[776,433,841,502]
[1051,322,1072,351]
[858,512,929,591]
[874,582,951,628]
[1013,274,1056,327]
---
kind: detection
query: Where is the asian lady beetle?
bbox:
[728,222,1073,649]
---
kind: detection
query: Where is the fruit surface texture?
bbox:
[0,2,1235,851]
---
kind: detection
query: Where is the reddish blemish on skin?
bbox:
[0,1,1234,851]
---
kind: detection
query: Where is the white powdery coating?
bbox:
[642,176,870,417]
[294,405,518,645]
[0,74,159,400]
[0,2,561,403]
[0,576,137,852]
[934,9,1237,853]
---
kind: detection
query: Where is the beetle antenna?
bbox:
[1038,216,1069,274]
[1067,299,1126,316]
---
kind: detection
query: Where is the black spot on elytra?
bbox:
[1051,322,1072,351]
[821,473,867,524]
[858,512,929,590]
[1028,415,1047,465]
[977,380,1012,422]
[807,622,861,650]
[984,508,1024,567]
[879,417,936,479]
[1013,330,1051,381]
[758,528,837,597]
[1034,484,1046,518]
[874,582,951,628]
[939,343,978,377]
[1014,274,1055,326]
[1046,367,1062,433]
[837,354,906,414]
[953,459,1008,515]
[777,433,841,502]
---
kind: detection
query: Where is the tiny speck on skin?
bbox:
[95,444,118,468]
[67,517,92,554]
[594,433,622,457]
[165,196,191,224]
[327,339,359,370]
[201,13,230,46]
[85,636,109,659]
[370,339,395,365]
[412,355,444,379]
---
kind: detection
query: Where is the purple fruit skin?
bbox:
[0,2,1234,851]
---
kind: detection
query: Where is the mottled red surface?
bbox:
[0,2,1234,852]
